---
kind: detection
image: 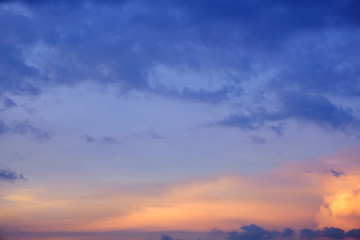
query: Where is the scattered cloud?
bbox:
[0,119,50,140]
[12,120,50,140]
[84,134,117,144]
[0,168,25,182]
[328,169,345,178]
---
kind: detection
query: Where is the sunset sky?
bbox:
[1,1,360,240]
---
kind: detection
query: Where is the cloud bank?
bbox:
[162,224,360,240]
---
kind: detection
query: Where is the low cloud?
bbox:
[162,225,360,240]
[161,234,173,240]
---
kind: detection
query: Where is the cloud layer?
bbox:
[0,0,360,137]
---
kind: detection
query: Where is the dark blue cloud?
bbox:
[226,225,359,240]
[0,0,359,138]
[0,119,50,140]
[300,229,320,239]
[0,168,25,182]
[282,228,295,238]
[219,91,360,135]
[346,229,360,239]
[278,92,358,131]
[0,0,359,97]
[160,234,173,240]
[0,97,17,111]
[301,227,347,239]
[322,227,346,239]
[227,224,292,240]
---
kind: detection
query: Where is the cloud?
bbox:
[0,120,8,134]
[0,119,50,140]
[0,0,360,141]
[316,187,360,230]
[161,234,173,240]
[12,120,50,140]
[156,86,234,104]
[227,224,295,240]
[0,168,25,182]
[229,226,358,240]
[300,227,347,239]
[0,97,17,111]
[0,148,360,233]
[218,91,360,135]
[84,134,117,143]
[346,229,360,239]
[0,0,359,101]
[228,224,277,240]
[161,225,360,240]
[328,169,345,178]
[251,136,266,144]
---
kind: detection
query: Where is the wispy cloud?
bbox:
[84,134,117,144]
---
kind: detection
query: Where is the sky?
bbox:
[0,0,360,239]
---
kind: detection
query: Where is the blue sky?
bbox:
[1,1,360,239]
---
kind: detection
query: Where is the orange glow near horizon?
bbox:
[1,148,360,233]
